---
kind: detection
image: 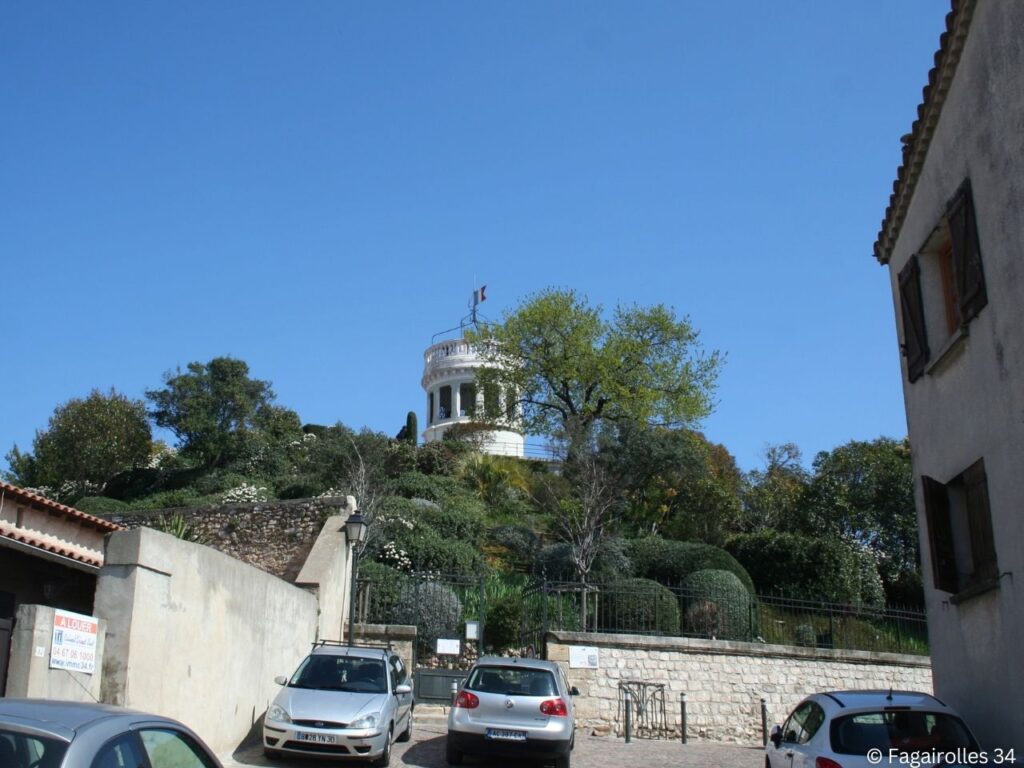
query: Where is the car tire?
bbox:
[445,736,463,765]
[263,746,282,760]
[397,710,412,742]
[553,753,570,768]
[372,726,392,767]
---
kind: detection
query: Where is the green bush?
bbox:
[597,578,679,635]
[74,496,130,515]
[192,471,255,497]
[390,472,463,503]
[682,569,754,640]
[358,561,409,624]
[415,441,469,476]
[275,477,326,500]
[626,537,755,595]
[535,539,636,583]
[418,501,487,547]
[484,592,524,651]
[725,530,885,607]
[127,487,208,510]
[391,581,463,646]
[793,623,817,647]
[488,525,539,566]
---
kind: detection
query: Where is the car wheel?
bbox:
[263,746,282,760]
[445,736,463,765]
[553,753,570,768]
[372,726,392,767]
[397,709,413,742]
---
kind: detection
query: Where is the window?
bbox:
[389,655,407,687]
[428,392,434,425]
[781,701,824,745]
[139,729,218,768]
[0,730,69,768]
[922,458,998,596]
[91,734,147,768]
[898,179,986,382]
[439,386,452,420]
[459,382,476,417]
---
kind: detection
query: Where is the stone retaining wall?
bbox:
[105,497,350,581]
[547,631,932,744]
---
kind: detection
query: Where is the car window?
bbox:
[0,730,69,768]
[782,702,814,744]
[140,728,218,768]
[466,666,558,697]
[830,711,975,755]
[389,656,407,686]
[802,703,826,742]
[91,733,147,768]
[290,655,388,694]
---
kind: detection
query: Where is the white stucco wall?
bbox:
[884,0,1024,749]
[94,527,319,755]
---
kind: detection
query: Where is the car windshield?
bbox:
[830,711,975,754]
[0,729,69,768]
[466,666,557,697]
[289,655,388,694]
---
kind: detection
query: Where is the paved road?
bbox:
[220,720,763,768]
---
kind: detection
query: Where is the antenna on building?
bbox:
[430,283,491,343]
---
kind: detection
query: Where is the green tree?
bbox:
[470,288,722,437]
[740,443,810,532]
[146,357,277,469]
[5,389,152,497]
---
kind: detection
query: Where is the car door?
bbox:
[772,702,813,768]
[789,703,826,768]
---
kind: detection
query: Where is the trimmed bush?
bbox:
[74,496,130,515]
[597,578,679,635]
[682,569,754,640]
[391,581,463,646]
[404,411,418,445]
[536,539,636,583]
[626,537,755,595]
[725,530,885,607]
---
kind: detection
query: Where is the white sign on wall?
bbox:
[50,609,99,674]
[436,638,461,656]
[569,645,599,669]
[465,621,480,640]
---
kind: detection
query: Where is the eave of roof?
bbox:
[0,481,123,533]
[0,523,103,569]
[873,0,977,264]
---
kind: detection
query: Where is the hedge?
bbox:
[626,537,755,595]
[682,569,755,640]
[597,578,680,635]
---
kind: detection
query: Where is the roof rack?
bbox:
[310,638,396,652]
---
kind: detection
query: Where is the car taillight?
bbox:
[816,758,843,768]
[455,691,479,709]
[540,698,569,717]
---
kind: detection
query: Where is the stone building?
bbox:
[873,0,1024,748]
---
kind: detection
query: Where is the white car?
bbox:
[263,643,413,766]
[766,690,978,768]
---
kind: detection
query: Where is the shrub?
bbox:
[418,501,487,547]
[597,578,679,635]
[793,624,817,647]
[404,411,418,445]
[276,477,327,500]
[488,525,539,567]
[485,593,524,652]
[682,569,754,640]
[127,487,207,510]
[358,561,409,624]
[535,539,636,583]
[725,530,885,607]
[415,441,469,476]
[399,527,485,575]
[626,537,755,595]
[192,471,255,497]
[390,472,463,503]
[391,581,463,646]
[74,496,130,515]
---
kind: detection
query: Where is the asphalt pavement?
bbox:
[220,719,762,768]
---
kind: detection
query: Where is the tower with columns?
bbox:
[420,337,524,457]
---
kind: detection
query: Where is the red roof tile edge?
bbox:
[873,0,976,264]
[0,481,123,533]
[0,525,103,568]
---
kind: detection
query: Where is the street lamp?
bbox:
[345,509,368,645]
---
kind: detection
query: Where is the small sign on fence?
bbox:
[50,609,99,674]
[569,645,599,669]
[437,638,461,656]
[465,620,480,640]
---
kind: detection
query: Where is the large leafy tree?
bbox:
[146,357,280,469]
[470,288,722,437]
[739,443,810,533]
[5,389,152,494]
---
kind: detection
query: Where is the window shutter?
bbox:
[946,179,987,322]
[963,459,998,583]
[898,255,930,382]
[922,475,958,593]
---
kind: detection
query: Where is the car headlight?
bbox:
[348,713,378,729]
[267,704,291,723]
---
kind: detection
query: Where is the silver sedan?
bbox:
[0,698,222,768]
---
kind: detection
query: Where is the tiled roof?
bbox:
[0,520,104,568]
[873,0,977,264]
[0,480,123,532]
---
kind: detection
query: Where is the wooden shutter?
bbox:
[922,475,959,593]
[946,179,987,322]
[898,255,930,382]
[963,459,998,583]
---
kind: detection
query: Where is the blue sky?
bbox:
[1,2,944,473]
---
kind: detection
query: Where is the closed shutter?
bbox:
[946,179,987,322]
[963,459,998,583]
[922,475,958,593]
[898,255,930,382]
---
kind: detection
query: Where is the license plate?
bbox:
[485,728,527,742]
[296,732,337,744]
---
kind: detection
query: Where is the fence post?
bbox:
[451,681,459,706]
[761,698,768,746]
[625,696,632,743]
[680,692,687,744]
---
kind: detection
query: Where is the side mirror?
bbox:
[274,675,288,686]
[769,725,782,748]
[395,684,412,695]
[570,686,580,696]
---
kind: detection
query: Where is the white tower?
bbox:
[420,338,525,457]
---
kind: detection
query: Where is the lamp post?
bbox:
[345,509,368,644]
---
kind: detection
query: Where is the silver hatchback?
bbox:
[447,656,577,768]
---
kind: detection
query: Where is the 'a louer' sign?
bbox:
[50,609,98,674]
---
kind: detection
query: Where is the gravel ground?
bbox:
[220,719,763,768]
